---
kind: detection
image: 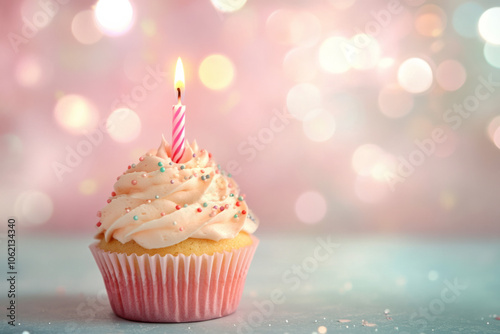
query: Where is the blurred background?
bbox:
[2,0,500,237]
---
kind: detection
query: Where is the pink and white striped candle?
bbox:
[172,58,185,163]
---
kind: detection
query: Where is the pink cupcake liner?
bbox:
[89,236,259,323]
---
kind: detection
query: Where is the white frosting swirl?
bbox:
[95,137,259,249]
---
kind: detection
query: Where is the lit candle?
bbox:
[172,57,186,163]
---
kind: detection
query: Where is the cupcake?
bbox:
[89,137,259,322]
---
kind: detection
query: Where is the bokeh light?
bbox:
[283,47,317,82]
[54,94,99,135]
[2,133,23,154]
[15,190,53,225]
[352,144,384,176]
[328,0,356,10]
[348,34,381,70]
[483,43,500,68]
[487,116,500,142]
[453,2,484,38]
[378,85,414,118]
[302,109,336,142]
[415,5,447,37]
[210,0,247,13]
[319,36,351,74]
[79,179,98,195]
[325,92,365,133]
[493,128,500,149]
[436,59,466,91]
[94,0,134,36]
[397,58,433,94]
[478,7,500,44]
[15,55,42,87]
[378,57,395,69]
[140,19,156,37]
[286,83,321,121]
[106,108,141,143]
[440,190,456,211]
[71,10,103,45]
[295,191,327,224]
[428,270,439,281]
[354,176,388,204]
[199,54,235,90]
[266,10,321,46]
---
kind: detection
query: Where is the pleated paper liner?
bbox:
[89,236,259,322]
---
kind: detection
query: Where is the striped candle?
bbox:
[172,102,185,163]
[172,57,185,163]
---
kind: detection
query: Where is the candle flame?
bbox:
[174,57,185,93]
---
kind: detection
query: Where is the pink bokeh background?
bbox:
[2,0,500,236]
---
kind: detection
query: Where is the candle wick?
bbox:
[177,88,181,104]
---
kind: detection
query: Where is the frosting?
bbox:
[95,136,259,249]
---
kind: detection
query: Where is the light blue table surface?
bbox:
[1,233,499,334]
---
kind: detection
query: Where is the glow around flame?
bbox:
[174,57,185,93]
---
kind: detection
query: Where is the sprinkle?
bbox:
[215,170,220,174]
[128,165,131,169]
[147,199,151,203]
[197,208,202,212]
[179,227,184,231]
[139,157,144,161]
[201,169,205,173]
[155,195,160,199]
[236,202,241,207]
[242,210,247,214]
[228,183,232,188]
[170,180,174,184]
[203,202,208,207]
[193,173,198,177]
[227,173,232,177]
[97,211,101,217]
[131,163,136,168]
[142,173,147,177]
[189,175,193,179]
[180,165,185,170]
[233,214,238,219]
[131,180,137,185]
[184,176,188,180]
[161,212,166,216]
[169,162,173,165]
[238,196,244,201]
[217,164,221,170]
[160,167,166,172]
[220,207,225,212]
[107,199,111,203]
[111,191,116,196]
[96,222,101,227]
[209,212,216,217]
[229,193,234,197]
[133,215,139,221]
[176,205,181,210]
[117,176,120,180]
[158,162,163,167]
[213,205,218,209]
[183,204,188,208]
[209,153,212,159]
[206,174,210,179]
[125,208,130,213]
[225,204,229,209]
[201,175,206,181]
[173,221,177,225]
[192,153,196,157]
